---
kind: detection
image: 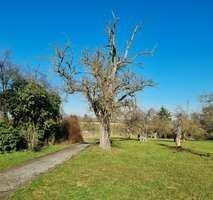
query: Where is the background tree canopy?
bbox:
[7,79,61,149]
[9,80,61,128]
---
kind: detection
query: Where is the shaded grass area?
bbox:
[158,140,213,158]
[10,140,213,200]
[182,140,213,154]
[0,143,71,171]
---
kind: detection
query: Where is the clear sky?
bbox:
[0,0,212,115]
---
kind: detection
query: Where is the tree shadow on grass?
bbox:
[90,137,137,148]
[156,139,174,143]
[112,137,137,142]
[158,143,213,158]
[84,136,136,145]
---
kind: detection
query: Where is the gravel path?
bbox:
[0,143,89,199]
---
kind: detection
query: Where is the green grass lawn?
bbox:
[182,140,213,153]
[10,139,213,200]
[0,143,70,171]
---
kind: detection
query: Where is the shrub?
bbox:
[8,80,61,149]
[43,119,60,144]
[60,115,83,143]
[0,122,27,152]
[182,119,206,140]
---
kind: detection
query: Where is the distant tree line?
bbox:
[121,101,213,140]
[80,97,213,142]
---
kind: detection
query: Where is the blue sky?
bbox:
[0,0,212,115]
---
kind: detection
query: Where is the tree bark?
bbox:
[175,126,182,148]
[3,110,8,121]
[175,135,181,148]
[2,100,8,121]
[100,122,111,150]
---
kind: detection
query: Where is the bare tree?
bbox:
[123,103,143,138]
[0,50,19,120]
[54,14,155,150]
[200,93,213,106]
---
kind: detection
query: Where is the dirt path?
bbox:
[0,143,89,199]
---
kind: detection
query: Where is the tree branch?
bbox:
[123,25,141,60]
[117,78,154,102]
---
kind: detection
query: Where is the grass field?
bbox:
[10,139,213,200]
[0,143,71,171]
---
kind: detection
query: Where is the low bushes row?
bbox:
[0,115,84,153]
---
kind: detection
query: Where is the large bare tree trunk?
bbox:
[100,121,111,150]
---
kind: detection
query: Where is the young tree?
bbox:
[54,14,154,150]
[123,103,144,138]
